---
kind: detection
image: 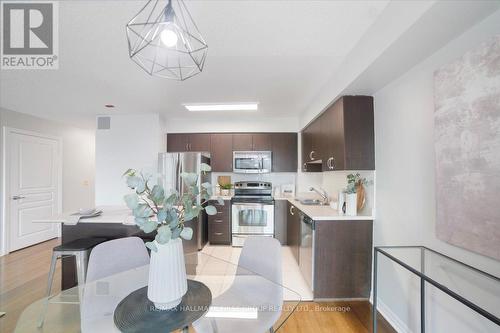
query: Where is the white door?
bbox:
[6,128,61,251]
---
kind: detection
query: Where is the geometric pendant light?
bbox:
[126,0,208,80]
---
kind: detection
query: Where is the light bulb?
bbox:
[160,28,178,47]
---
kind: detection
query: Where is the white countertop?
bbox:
[33,206,135,225]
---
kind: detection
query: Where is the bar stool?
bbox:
[38,237,107,327]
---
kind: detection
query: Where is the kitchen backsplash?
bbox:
[211,171,375,216]
[211,172,297,192]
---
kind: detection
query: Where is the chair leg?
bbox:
[75,252,87,302]
[37,252,58,328]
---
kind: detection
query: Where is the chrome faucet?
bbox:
[309,187,329,205]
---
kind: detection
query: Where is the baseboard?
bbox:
[376,298,412,333]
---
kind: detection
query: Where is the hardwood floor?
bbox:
[0,238,61,333]
[0,239,395,333]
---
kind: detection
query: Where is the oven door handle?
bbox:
[232,203,272,208]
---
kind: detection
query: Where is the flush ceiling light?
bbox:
[184,103,259,112]
[126,0,208,80]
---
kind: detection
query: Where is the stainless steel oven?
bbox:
[233,151,272,173]
[231,181,274,246]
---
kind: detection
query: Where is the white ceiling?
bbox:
[0,0,389,129]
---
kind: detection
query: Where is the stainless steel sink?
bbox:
[296,199,325,206]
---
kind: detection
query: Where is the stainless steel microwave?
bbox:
[233,151,272,173]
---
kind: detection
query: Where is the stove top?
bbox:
[232,181,273,204]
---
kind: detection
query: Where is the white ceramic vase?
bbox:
[345,193,358,216]
[147,238,187,310]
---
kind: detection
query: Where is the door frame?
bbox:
[0,127,63,256]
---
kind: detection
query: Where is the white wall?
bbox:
[0,107,95,255]
[95,114,162,205]
[165,116,299,133]
[373,10,500,332]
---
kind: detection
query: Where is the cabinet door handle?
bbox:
[12,195,26,200]
[214,232,223,236]
[309,150,315,160]
[289,205,295,215]
[214,219,223,223]
[303,163,307,171]
[328,157,335,170]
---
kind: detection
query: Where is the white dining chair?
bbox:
[81,237,150,333]
[193,237,283,333]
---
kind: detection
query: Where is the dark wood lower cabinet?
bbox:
[313,220,373,299]
[274,199,287,245]
[286,201,300,263]
[208,200,231,244]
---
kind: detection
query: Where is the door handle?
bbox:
[12,195,26,200]
[289,205,295,215]
[303,163,307,171]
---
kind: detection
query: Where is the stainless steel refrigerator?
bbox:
[158,152,211,253]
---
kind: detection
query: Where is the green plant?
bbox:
[122,163,222,252]
[344,173,370,194]
[219,183,232,190]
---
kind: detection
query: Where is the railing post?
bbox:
[373,248,378,333]
[420,247,425,333]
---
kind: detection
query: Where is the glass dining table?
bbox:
[14,252,301,333]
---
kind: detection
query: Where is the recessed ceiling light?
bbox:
[184,103,259,112]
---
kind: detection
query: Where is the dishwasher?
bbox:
[299,213,314,291]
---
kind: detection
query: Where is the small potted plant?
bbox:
[344,173,370,216]
[219,183,232,196]
[122,163,222,310]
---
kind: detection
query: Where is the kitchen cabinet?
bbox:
[232,133,272,151]
[301,95,374,172]
[274,200,287,245]
[313,219,373,298]
[286,201,300,263]
[301,124,322,173]
[210,134,233,172]
[252,133,272,150]
[189,133,211,152]
[271,133,297,172]
[208,200,231,245]
[166,133,189,152]
[322,96,374,170]
[168,132,297,173]
[232,134,253,151]
[166,133,211,152]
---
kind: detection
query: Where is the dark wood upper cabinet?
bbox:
[233,133,272,151]
[301,95,374,172]
[167,133,210,152]
[271,133,297,172]
[168,132,298,173]
[166,133,189,152]
[189,133,211,152]
[232,134,253,151]
[342,96,375,170]
[322,98,346,171]
[210,133,233,172]
[252,133,272,151]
